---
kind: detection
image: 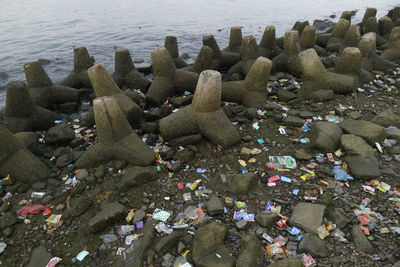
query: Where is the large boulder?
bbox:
[88,202,125,233]
[120,166,157,188]
[371,109,400,128]
[192,221,235,267]
[236,234,265,267]
[310,122,343,152]
[339,119,386,143]
[289,202,326,234]
[341,134,381,179]
[352,225,373,254]
[45,123,75,145]
[225,172,259,195]
[298,233,327,257]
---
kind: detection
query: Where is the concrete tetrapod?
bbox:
[227,36,259,78]
[362,16,387,46]
[298,48,355,97]
[381,27,400,61]
[358,33,396,71]
[221,57,271,108]
[145,48,199,106]
[334,47,373,84]
[339,25,361,53]
[23,61,79,108]
[111,49,151,92]
[259,26,282,59]
[181,46,215,73]
[378,16,394,39]
[88,64,143,128]
[75,96,155,168]
[1,81,60,133]
[224,26,243,53]
[271,30,302,77]
[202,35,240,69]
[360,7,377,33]
[159,70,241,148]
[326,19,350,52]
[0,125,50,184]
[60,47,94,88]
[300,25,327,55]
[164,36,188,68]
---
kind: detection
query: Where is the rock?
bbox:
[0,212,17,229]
[277,88,297,102]
[295,149,313,160]
[352,225,373,254]
[225,172,259,195]
[45,123,75,145]
[236,234,265,267]
[340,119,386,143]
[175,150,194,162]
[347,111,362,120]
[269,259,304,267]
[169,134,203,147]
[75,169,89,180]
[240,147,252,160]
[298,233,327,257]
[206,196,224,216]
[310,122,343,152]
[88,202,125,233]
[26,245,52,267]
[169,95,193,107]
[192,221,234,267]
[68,195,92,218]
[155,231,185,255]
[121,166,157,188]
[371,109,400,128]
[282,116,304,127]
[341,134,381,179]
[133,208,146,223]
[124,220,156,267]
[299,110,313,119]
[309,89,334,102]
[289,202,326,233]
[141,122,158,134]
[393,260,400,267]
[326,208,349,228]
[387,127,400,140]
[255,211,279,227]
[235,220,248,230]
[94,164,106,178]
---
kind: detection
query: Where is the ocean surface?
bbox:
[0,0,399,108]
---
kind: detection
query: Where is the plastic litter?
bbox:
[268,156,297,169]
[152,209,171,222]
[46,257,62,267]
[75,250,89,262]
[99,234,118,244]
[17,204,46,216]
[0,243,6,254]
[118,225,135,237]
[332,168,353,181]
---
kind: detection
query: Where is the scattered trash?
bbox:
[152,209,171,222]
[75,250,90,262]
[46,257,62,267]
[17,204,47,217]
